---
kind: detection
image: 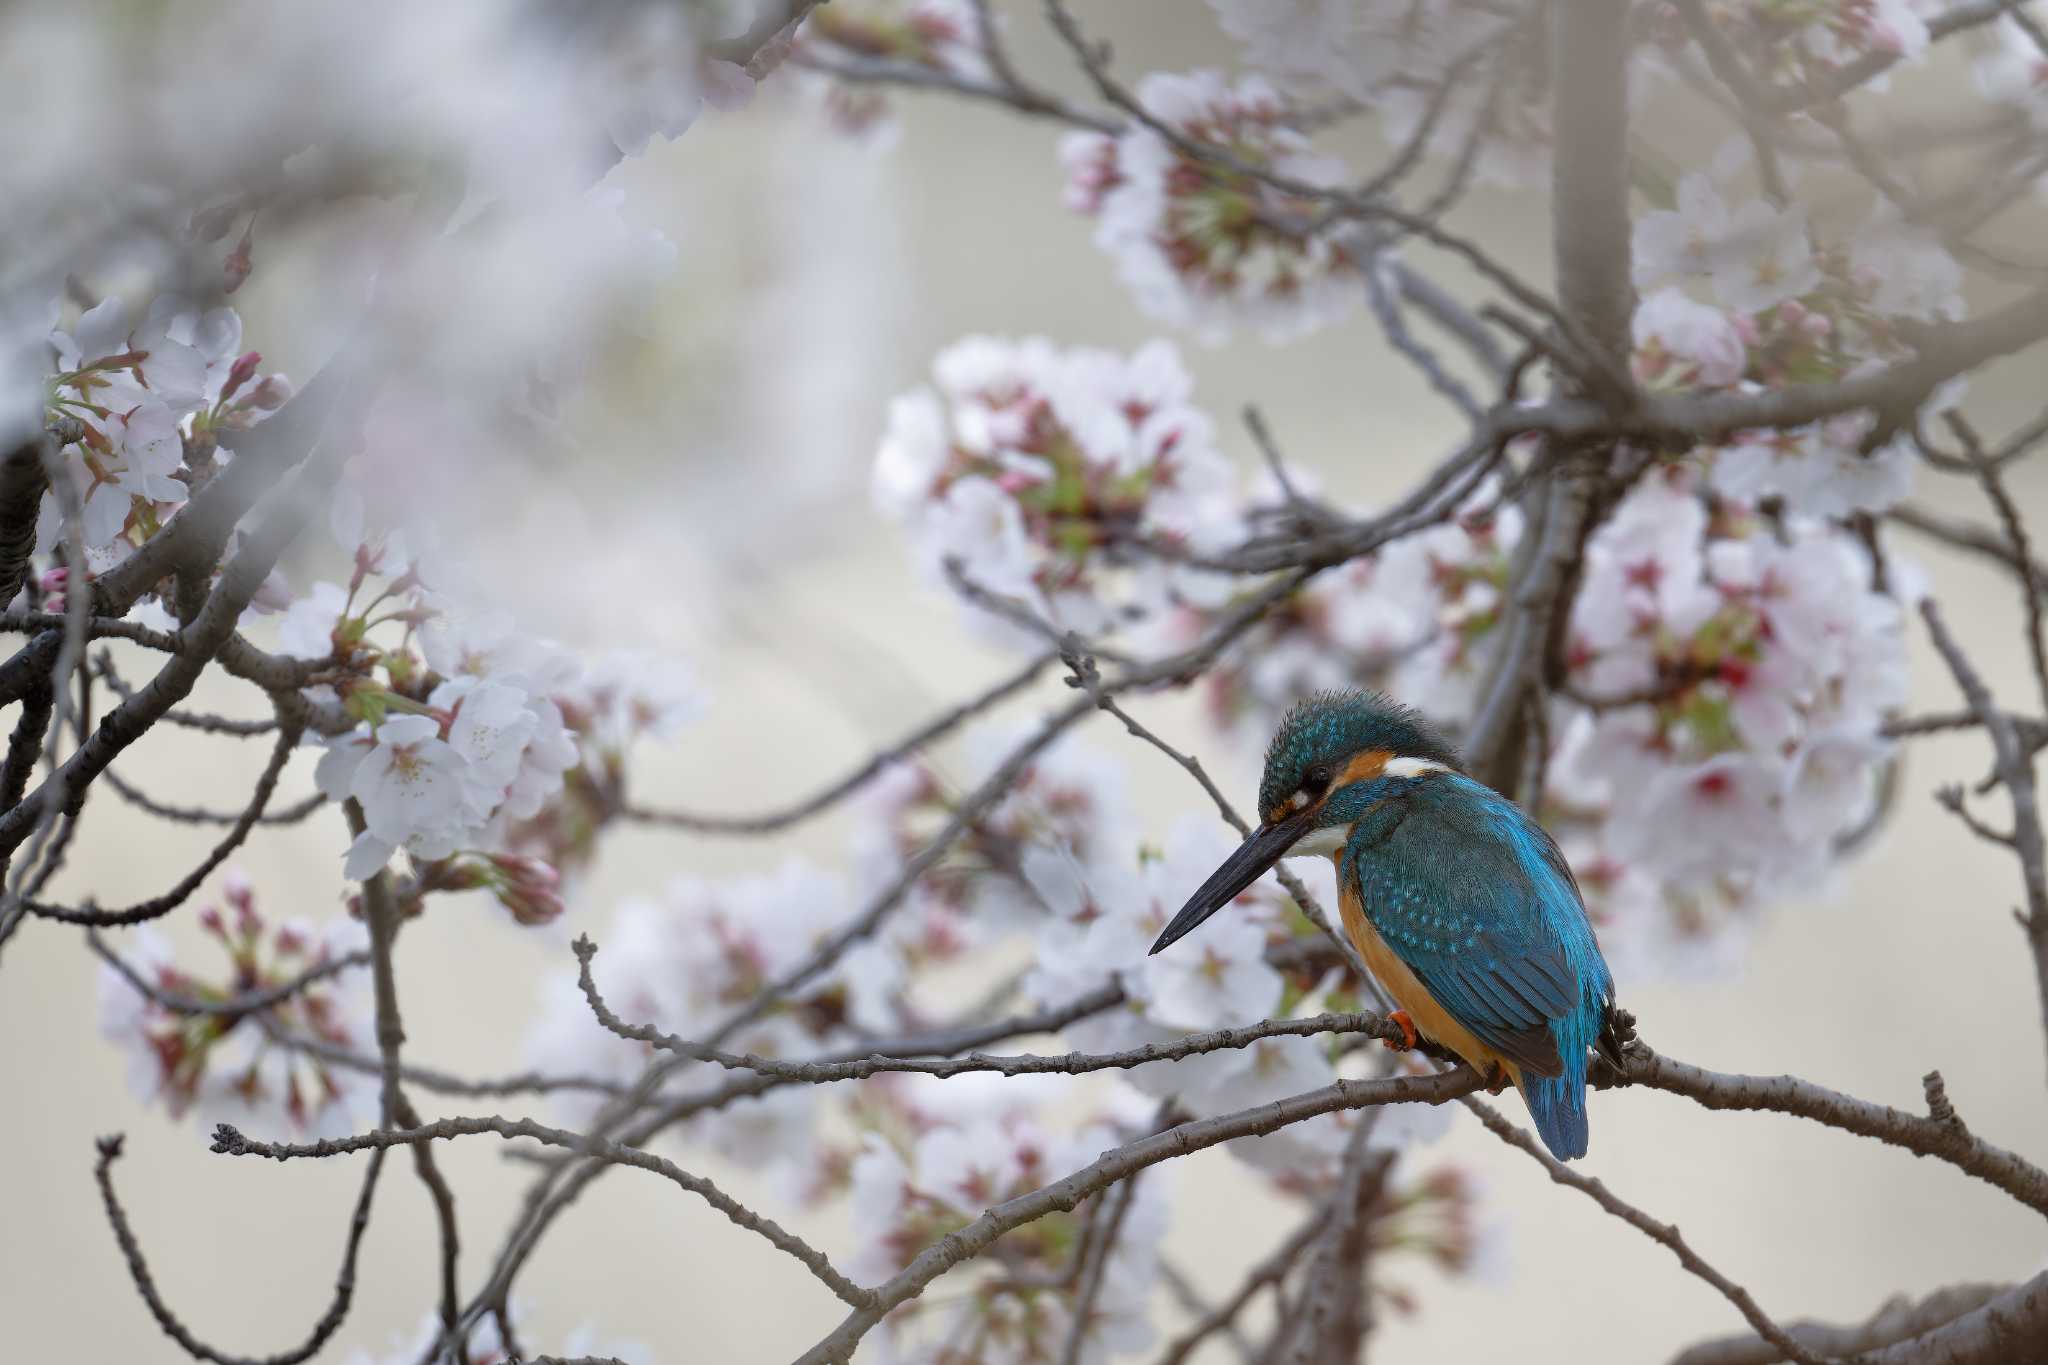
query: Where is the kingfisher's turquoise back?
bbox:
[1342,772,1615,1159]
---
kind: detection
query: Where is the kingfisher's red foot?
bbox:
[1486,1063,1513,1095]
[1384,1010,1418,1052]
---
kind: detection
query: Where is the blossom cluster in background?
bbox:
[96,875,373,1140]
[837,1077,1165,1363]
[38,296,288,574]
[1552,468,1906,973]
[792,0,990,144]
[1060,71,1366,343]
[873,335,1238,642]
[1629,146,1964,519]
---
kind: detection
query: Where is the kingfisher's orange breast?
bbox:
[1335,869,1521,1085]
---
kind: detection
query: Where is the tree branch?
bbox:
[793,1067,1483,1364]
[208,1116,874,1310]
[93,1132,386,1365]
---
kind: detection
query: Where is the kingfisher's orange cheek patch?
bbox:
[1337,749,1393,787]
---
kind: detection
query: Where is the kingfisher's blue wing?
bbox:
[1342,773,1610,1080]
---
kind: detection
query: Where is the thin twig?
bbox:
[621,648,1055,834]
[208,1117,875,1310]
[93,1132,386,1365]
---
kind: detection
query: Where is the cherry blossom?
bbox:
[36,294,287,581]
[1165,484,1521,743]
[1060,71,1364,342]
[525,857,901,1154]
[875,336,1237,644]
[839,1081,1166,1364]
[1550,469,1907,968]
[96,877,374,1139]
[1632,288,1748,390]
[795,0,991,145]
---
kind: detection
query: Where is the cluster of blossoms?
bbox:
[1367,1164,1511,1310]
[1552,468,1907,972]
[828,1076,1166,1364]
[1163,487,1524,745]
[277,536,696,905]
[792,0,989,144]
[873,336,1237,641]
[846,726,1137,981]
[525,857,903,1166]
[1059,72,1366,343]
[1630,149,1965,518]
[36,296,288,578]
[96,874,374,1139]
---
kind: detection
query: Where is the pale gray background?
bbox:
[4,6,2046,1361]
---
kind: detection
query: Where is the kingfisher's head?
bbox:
[1148,690,1463,956]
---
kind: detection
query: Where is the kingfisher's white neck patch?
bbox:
[1382,756,1450,780]
[1285,823,1350,860]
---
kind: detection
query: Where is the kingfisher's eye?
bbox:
[1302,764,1332,794]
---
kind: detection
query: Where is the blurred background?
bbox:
[3,3,2047,1361]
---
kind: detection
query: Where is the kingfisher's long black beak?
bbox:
[1149,809,1315,955]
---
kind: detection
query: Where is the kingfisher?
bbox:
[1150,690,1622,1161]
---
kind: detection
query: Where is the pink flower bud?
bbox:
[489,853,565,926]
[1800,313,1832,340]
[246,374,292,411]
[1776,300,1807,327]
[199,907,227,938]
[219,351,262,403]
[1731,314,1760,346]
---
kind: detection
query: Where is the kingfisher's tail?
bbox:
[1518,1068,1590,1161]
[1515,1000,1601,1161]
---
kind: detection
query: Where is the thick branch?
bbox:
[1617,1045,2048,1217]
[1672,1280,2011,1365]
[0,437,49,609]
